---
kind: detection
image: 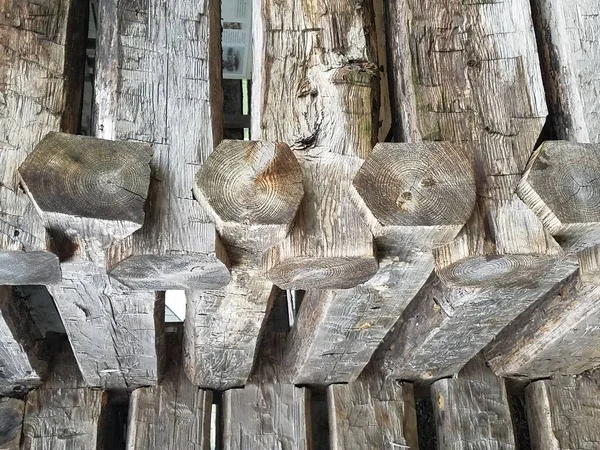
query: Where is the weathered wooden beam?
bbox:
[21,339,102,450]
[0,398,24,450]
[19,132,159,389]
[376,0,577,381]
[222,292,311,449]
[126,330,212,449]
[328,370,419,450]
[431,355,516,449]
[96,0,231,290]
[255,0,380,290]
[0,0,87,284]
[526,371,600,449]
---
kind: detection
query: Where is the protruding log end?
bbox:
[267,256,378,290]
[518,140,600,251]
[353,142,476,232]
[194,140,304,252]
[0,251,61,285]
[19,132,152,241]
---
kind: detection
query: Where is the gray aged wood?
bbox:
[328,372,419,450]
[526,371,600,449]
[222,294,311,450]
[256,0,380,290]
[96,0,230,290]
[19,132,159,389]
[431,356,516,450]
[127,332,213,450]
[377,0,576,380]
[0,0,87,284]
[0,398,24,450]
[21,341,102,450]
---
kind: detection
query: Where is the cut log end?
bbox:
[267,256,378,289]
[353,142,476,229]
[436,254,560,288]
[19,132,152,228]
[194,140,304,252]
[108,253,231,290]
[0,251,61,285]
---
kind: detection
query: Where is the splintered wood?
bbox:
[0,0,87,284]
[96,0,230,290]
[377,0,578,381]
[526,371,600,449]
[19,133,159,389]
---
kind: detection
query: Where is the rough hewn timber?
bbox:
[487,247,600,377]
[96,0,230,290]
[126,330,212,449]
[0,398,24,450]
[222,293,311,449]
[21,340,102,450]
[256,0,380,290]
[0,0,87,284]
[376,0,576,381]
[19,133,159,389]
[328,370,418,450]
[431,356,516,449]
[526,371,600,449]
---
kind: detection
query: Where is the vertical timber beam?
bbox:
[0,0,87,284]
[97,0,231,290]
[431,355,517,449]
[222,292,311,450]
[21,340,102,450]
[126,329,212,450]
[526,371,600,449]
[19,133,159,389]
[376,0,577,381]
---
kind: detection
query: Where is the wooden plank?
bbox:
[376,0,577,381]
[96,0,231,290]
[126,330,212,450]
[526,371,600,449]
[255,0,380,290]
[19,133,159,389]
[328,371,418,450]
[431,355,516,449]
[21,339,102,450]
[0,0,87,284]
[222,292,311,450]
[0,397,24,450]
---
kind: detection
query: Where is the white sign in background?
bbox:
[222,0,252,79]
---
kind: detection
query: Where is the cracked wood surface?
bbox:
[0,0,86,284]
[21,340,102,450]
[126,331,212,450]
[376,0,577,380]
[526,371,600,450]
[96,0,230,290]
[222,293,311,450]
[431,355,516,450]
[328,370,418,450]
[0,398,23,450]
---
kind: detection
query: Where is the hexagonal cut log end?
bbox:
[18,132,153,242]
[518,140,600,252]
[352,142,476,242]
[193,140,304,252]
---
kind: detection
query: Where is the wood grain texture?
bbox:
[96,0,231,290]
[255,0,380,290]
[21,340,102,450]
[222,293,311,450]
[377,0,577,380]
[19,133,159,389]
[526,371,600,450]
[126,331,212,450]
[328,372,418,450]
[0,0,87,284]
[431,355,516,450]
[0,398,23,450]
